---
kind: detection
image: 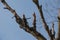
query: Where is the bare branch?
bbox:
[23,14,29,27]
[52,22,55,39]
[56,17,60,40]
[50,22,55,40]
[33,0,39,8]
[32,13,36,30]
[33,0,50,36]
[57,8,60,40]
[32,0,57,40]
[0,0,46,40]
[0,0,24,27]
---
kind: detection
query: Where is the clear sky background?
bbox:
[0,0,60,40]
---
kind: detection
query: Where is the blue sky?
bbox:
[0,0,60,40]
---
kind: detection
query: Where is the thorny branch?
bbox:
[0,0,46,40]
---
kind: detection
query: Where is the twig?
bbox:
[50,22,55,40]
[33,13,36,30]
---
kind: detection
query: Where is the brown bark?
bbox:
[0,0,59,40]
[0,0,46,40]
[57,8,60,40]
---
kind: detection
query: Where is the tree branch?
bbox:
[32,0,52,39]
[52,22,55,39]
[0,0,46,40]
[32,13,36,30]
[50,22,55,40]
[57,9,60,40]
